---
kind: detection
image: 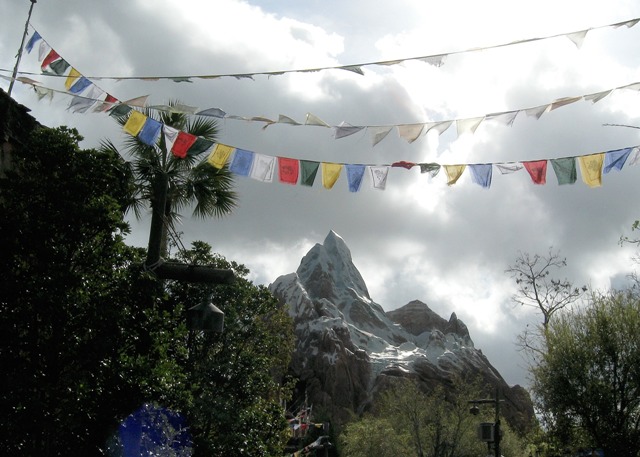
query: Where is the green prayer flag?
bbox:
[48,58,70,76]
[550,157,577,185]
[300,160,319,186]
[109,104,133,118]
[187,137,214,156]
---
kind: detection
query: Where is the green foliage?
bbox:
[340,415,412,457]
[340,377,526,457]
[533,289,640,456]
[0,126,155,455]
[101,102,237,225]
[1,125,294,456]
[165,241,295,456]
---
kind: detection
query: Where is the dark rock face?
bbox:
[270,231,535,433]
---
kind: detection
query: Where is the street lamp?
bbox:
[469,388,503,457]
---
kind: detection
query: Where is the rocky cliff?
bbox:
[270,230,534,432]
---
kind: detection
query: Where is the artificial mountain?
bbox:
[269,230,534,432]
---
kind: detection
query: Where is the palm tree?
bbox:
[101,101,237,260]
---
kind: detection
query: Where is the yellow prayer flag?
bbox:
[444,164,466,186]
[64,68,81,91]
[122,111,147,137]
[578,153,604,188]
[321,162,342,189]
[208,144,235,169]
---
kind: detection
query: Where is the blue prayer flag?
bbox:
[346,164,366,192]
[229,149,254,176]
[603,147,632,174]
[137,118,162,146]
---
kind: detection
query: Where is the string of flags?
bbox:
[7,17,638,82]
[7,27,640,148]
[6,25,640,192]
[120,103,640,191]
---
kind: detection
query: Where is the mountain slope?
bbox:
[270,231,534,431]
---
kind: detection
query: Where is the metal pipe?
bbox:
[8,0,37,97]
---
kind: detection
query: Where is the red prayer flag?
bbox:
[94,94,118,112]
[392,161,416,170]
[171,131,197,158]
[278,157,299,184]
[41,49,61,70]
[523,160,548,185]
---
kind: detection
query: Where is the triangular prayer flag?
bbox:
[187,137,214,156]
[250,154,276,182]
[425,120,453,136]
[68,85,103,114]
[525,105,550,119]
[550,157,577,185]
[38,41,51,62]
[196,107,227,118]
[171,131,198,159]
[566,30,588,48]
[584,90,611,103]
[550,96,582,111]
[370,126,393,146]
[229,149,255,176]
[93,94,118,113]
[346,165,366,192]
[578,153,605,187]
[321,163,342,189]
[278,114,300,125]
[468,164,493,188]
[65,68,82,91]
[300,160,319,186]
[421,54,447,67]
[456,117,484,136]
[305,113,330,127]
[208,144,235,169]
[444,165,466,186]
[163,125,179,152]
[137,117,163,146]
[124,95,149,108]
[523,160,548,185]
[369,166,390,190]
[496,163,523,174]
[419,163,441,178]
[397,124,425,143]
[603,147,632,173]
[334,123,364,139]
[486,111,518,126]
[25,31,42,53]
[69,76,92,94]
[629,147,640,166]
[278,157,299,185]
[123,111,147,137]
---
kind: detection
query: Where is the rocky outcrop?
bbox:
[270,231,535,433]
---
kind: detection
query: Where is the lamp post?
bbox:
[469,388,503,457]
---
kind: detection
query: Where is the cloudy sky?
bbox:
[3,0,640,387]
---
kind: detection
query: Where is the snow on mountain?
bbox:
[269,231,534,430]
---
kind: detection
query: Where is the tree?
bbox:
[507,248,587,358]
[0,125,159,455]
[340,415,412,457]
[164,241,295,456]
[532,289,640,456]
[340,377,525,457]
[1,124,295,456]
[101,103,237,256]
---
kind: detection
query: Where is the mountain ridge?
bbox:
[270,231,534,431]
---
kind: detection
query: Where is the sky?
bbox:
[3,0,640,387]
